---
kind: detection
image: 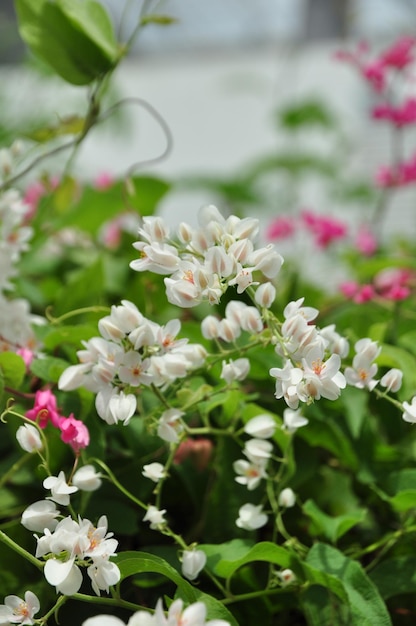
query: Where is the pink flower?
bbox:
[355,226,377,256]
[266,216,296,240]
[25,389,62,428]
[372,98,416,127]
[94,172,114,190]
[374,267,413,301]
[58,414,90,453]
[380,36,415,69]
[301,210,347,248]
[17,347,34,370]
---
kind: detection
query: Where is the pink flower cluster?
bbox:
[335,36,416,94]
[340,267,414,303]
[375,154,416,188]
[25,389,89,453]
[266,210,348,249]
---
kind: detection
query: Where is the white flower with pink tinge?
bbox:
[0,590,40,625]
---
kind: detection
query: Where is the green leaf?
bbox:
[370,556,416,599]
[384,469,416,512]
[30,356,68,383]
[278,100,335,130]
[15,0,118,85]
[303,499,367,543]
[25,115,85,143]
[306,543,392,626]
[42,325,98,351]
[0,352,26,389]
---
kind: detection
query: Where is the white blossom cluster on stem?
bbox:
[269,298,348,408]
[129,205,283,307]
[35,514,120,595]
[0,185,39,356]
[58,299,206,424]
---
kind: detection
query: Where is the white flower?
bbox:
[87,560,121,596]
[269,360,303,409]
[43,471,78,506]
[72,465,102,492]
[354,338,381,362]
[221,358,250,384]
[243,438,273,464]
[157,409,184,443]
[254,282,276,308]
[201,315,221,340]
[21,500,60,533]
[44,557,83,595]
[278,569,297,586]
[82,617,126,626]
[380,368,403,393]
[233,459,268,490]
[299,346,346,402]
[0,590,40,624]
[130,241,179,275]
[240,306,263,334]
[181,548,207,581]
[402,396,416,424]
[16,424,42,453]
[244,415,276,439]
[155,597,231,626]
[218,319,241,342]
[108,391,137,425]
[142,462,165,483]
[282,408,308,433]
[278,488,296,508]
[344,356,378,391]
[283,298,319,322]
[248,244,284,279]
[143,506,167,530]
[236,503,268,530]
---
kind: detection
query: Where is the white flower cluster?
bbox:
[35,514,120,596]
[269,298,349,408]
[0,186,38,355]
[58,300,206,425]
[234,414,299,531]
[20,466,113,596]
[82,598,230,626]
[130,205,283,308]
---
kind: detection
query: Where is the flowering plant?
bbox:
[1,4,416,625]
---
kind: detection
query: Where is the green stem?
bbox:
[72,592,145,612]
[0,530,44,570]
[39,595,67,624]
[45,305,110,325]
[0,452,32,488]
[90,458,147,509]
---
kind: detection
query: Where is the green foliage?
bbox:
[15,0,119,85]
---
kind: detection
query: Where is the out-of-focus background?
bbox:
[2,0,416,237]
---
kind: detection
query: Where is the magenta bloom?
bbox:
[58,414,90,453]
[266,216,296,240]
[372,98,416,127]
[301,210,347,248]
[355,226,377,256]
[26,389,62,429]
[380,36,416,69]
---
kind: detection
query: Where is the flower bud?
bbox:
[244,415,276,439]
[278,487,296,508]
[72,465,102,491]
[181,549,207,581]
[255,282,276,308]
[16,423,43,453]
[380,368,403,393]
